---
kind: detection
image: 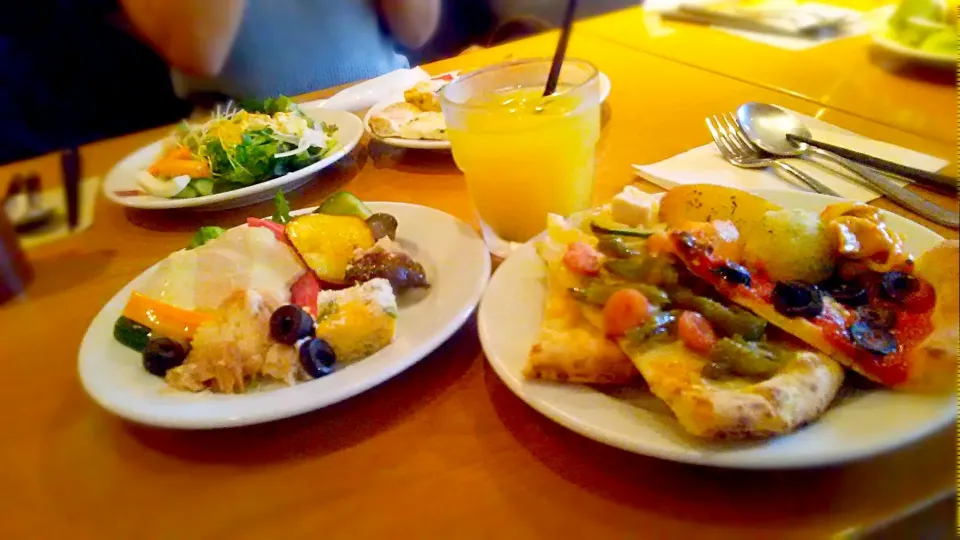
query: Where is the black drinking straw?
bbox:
[543,0,579,97]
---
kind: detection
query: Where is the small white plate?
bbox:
[79,202,491,429]
[103,109,364,211]
[478,190,956,469]
[363,72,612,151]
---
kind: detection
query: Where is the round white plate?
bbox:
[79,202,491,429]
[363,71,612,151]
[869,7,956,69]
[478,189,956,469]
[103,109,364,211]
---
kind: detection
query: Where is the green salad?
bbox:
[137,96,339,199]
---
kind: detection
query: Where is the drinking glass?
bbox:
[440,59,601,257]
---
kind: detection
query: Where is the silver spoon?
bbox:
[736,102,959,229]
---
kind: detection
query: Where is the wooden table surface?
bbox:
[577,2,958,145]
[1,30,956,540]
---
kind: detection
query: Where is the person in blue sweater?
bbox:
[120,0,442,100]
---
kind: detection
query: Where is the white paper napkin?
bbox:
[632,110,948,202]
[648,0,875,50]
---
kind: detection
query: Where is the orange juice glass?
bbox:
[440,59,601,257]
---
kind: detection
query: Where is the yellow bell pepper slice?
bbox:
[121,292,212,341]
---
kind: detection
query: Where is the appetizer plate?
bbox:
[79,203,491,429]
[363,71,612,151]
[478,190,956,469]
[102,109,364,211]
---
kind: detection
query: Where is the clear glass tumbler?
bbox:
[440,58,601,257]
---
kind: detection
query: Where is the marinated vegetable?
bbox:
[316,191,373,219]
[669,288,767,340]
[772,281,824,318]
[286,214,376,283]
[603,289,651,337]
[570,281,670,307]
[625,311,676,345]
[879,271,920,303]
[677,311,717,353]
[604,256,678,286]
[187,226,225,249]
[820,278,868,307]
[590,219,654,238]
[563,242,602,276]
[741,208,835,283]
[596,236,640,258]
[113,316,152,352]
[344,249,429,293]
[366,213,399,241]
[709,337,782,377]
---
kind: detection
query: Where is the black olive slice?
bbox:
[712,262,752,287]
[880,271,920,303]
[823,281,869,307]
[855,306,898,330]
[773,281,824,318]
[849,321,897,356]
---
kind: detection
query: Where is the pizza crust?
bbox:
[900,240,959,392]
[524,280,638,384]
[623,341,844,439]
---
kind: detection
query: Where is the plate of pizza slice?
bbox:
[479,184,957,468]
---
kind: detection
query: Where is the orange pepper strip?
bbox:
[149,159,211,179]
[121,292,212,341]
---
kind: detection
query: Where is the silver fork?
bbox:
[706,112,841,197]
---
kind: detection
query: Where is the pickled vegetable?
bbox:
[669,288,766,340]
[344,250,429,292]
[590,219,654,238]
[286,214,376,283]
[316,191,373,219]
[113,316,152,352]
[366,213,399,241]
[625,311,676,345]
[709,337,781,377]
[603,289,651,337]
[604,256,678,285]
[596,236,640,258]
[569,281,670,307]
[772,281,824,318]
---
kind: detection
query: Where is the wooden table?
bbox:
[577,2,958,145]
[1,31,956,540]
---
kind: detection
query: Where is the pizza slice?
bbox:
[523,189,844,438]
[664,198,958,392]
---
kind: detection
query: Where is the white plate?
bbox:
[869,7,956,69]
[363,72,612,151]
[478,190,956,469]
[103,109,364,211]
[79,202,491,429]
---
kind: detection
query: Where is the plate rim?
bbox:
[478,189,956,469]
[102,109,364,210]
[361,71,612,150]
[78,202,491,429]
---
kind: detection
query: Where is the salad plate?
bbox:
[103,108,363,211]
[79,202,490,428]
[478,189,956,469]
[364,71,612,151]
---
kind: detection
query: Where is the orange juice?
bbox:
[447,88,599,243]
[441,59,601,251]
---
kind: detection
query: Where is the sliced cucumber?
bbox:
[174,185,199,199]
[192,178,215,196]
[590,218,654,238]
[316,191,373,219]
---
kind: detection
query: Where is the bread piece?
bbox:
[368,102,420,138]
